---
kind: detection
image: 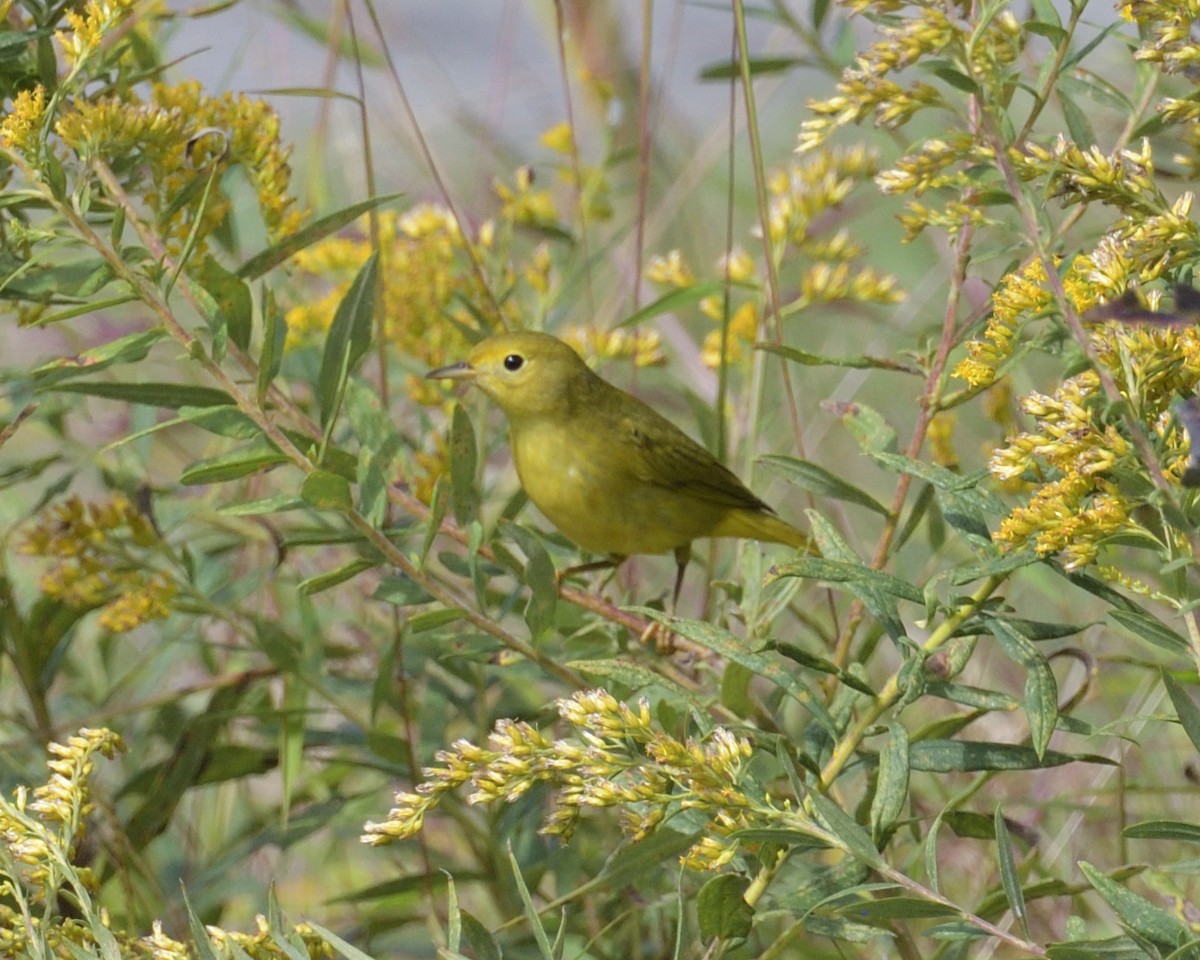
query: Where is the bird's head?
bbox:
[426,331,591,420]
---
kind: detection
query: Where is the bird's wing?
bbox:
[616,410,774,513]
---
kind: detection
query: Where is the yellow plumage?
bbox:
[427,331,813,596]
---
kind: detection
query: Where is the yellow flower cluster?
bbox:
[767,145,879,248]
[19,494,177,633]
[54,0,138,67]
[643,148,898,370]
[0,85,47,155]
[798,6,957,151]
[990,320,1200,569]
[560,326,667,367]
[55,81,304,255]
[1,729,331,960]
[876,136,982,197]
[287,204,507,388]
[362,689,760,870]
[1124,0,1200,74]
[646,249,695,288]
[954,259,1052,388]
[1011,137,1160,214]
[0,728,123,898]
[493,166,559,228]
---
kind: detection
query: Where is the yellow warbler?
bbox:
[427,331,812,599]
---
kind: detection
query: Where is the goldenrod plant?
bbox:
[5,1,1200,958]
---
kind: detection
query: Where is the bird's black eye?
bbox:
[503,353,525,372]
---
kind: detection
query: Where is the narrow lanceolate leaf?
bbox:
[758,341,921,375]
[44,380,234,409]
[1124,819,1200,844]
[317,252,377,427]
[1110,609,1191,656]
[1078,861,1194,953]
[257,287,287,405]
[298,559,375,595]
[180,440,289,485]
[987,617,1058,760]
[907,740,1111,772]
[696,874,754,941]
[870,723,910,844]
[616,279,752,329]
[449,403,478,526]
[809,793,883,869]
[194,254,253,351]
[32,328,168,386]
[994,805,1029,939]
[237,194,403,279]
[1162,669,1200,755]
[758,454,890,516]
[300,469,354,512]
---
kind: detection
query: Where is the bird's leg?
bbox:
[671,543,691,610]
[638,544,691,652]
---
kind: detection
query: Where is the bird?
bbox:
[426,331,813,605]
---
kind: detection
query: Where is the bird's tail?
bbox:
[715,509,819,554]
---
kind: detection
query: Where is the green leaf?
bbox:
[926,62,980,93]
[1060,89,1096,149]
[987,618,1058,760]
[503,522,558,636]
[317,252,377,426]
[802,915,892,943]
[300,469,353,512]
[32,328,168,386]
[373,575,435,606]
[237,194,403,279]
[459,913,502,960]
[945,811,996,840]
[302,922,379,960]
[616,280,751,329]
[217,494,307,516]
[768,557,922,602]
[1046,937,1155,960]
[298,559,375,595]
[506,846,555,960]
[194,254,253,352]
[769,555,918,643]
[1110,609,1191,656]
[696,874,753,941]
[758,341,920,375]
[908,740,1107,772]
[810,793,882,869]
[950,549,1041,584]
[759,455,890,516]
[770,642,876,696]
[180,440,289,485]
[870,723,910,844]
[43,380,234,409]
[257,287,287,405]
[698,56,803,81]
[995,805,1029,938]
[1124,820,1200,844]
[449,403,478,526]
[182,887,221,960]
[1162,670,1200,755]
[1079,861,1193,952]
[840,402,897,454]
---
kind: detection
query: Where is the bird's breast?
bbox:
[509,417,725,556]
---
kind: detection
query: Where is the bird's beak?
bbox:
[426,361,476,381]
